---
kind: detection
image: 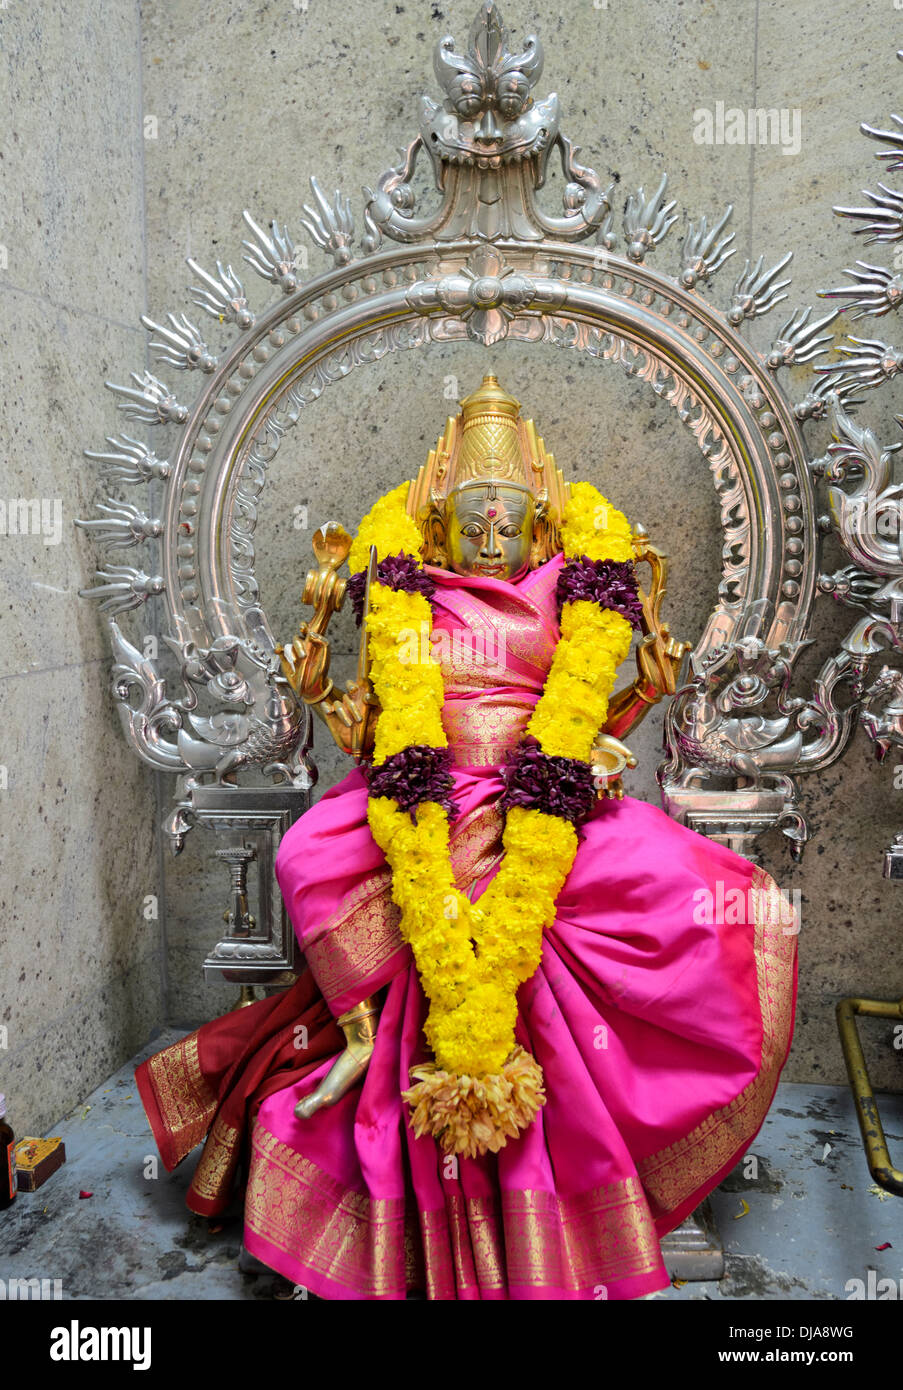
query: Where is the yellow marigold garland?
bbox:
[528,603,633,760]
[366,584,446,763]
[348,481,423,574]
[561,479,634,564]
[352,477,636,1157]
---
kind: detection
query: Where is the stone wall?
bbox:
[0,0,163,1134]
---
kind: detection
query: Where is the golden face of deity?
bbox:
[445,480,535,581]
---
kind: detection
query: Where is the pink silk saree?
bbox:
[137,553,798,1300]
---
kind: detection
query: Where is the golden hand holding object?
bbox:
[591,733,638,801]
[279,533,383,1114]
[276,524,380,761]
[594,526,691,798]
[294,997,380,1120]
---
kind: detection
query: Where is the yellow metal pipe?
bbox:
[836,995,903,1197]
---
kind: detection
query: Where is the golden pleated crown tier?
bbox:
[406,374,571,521]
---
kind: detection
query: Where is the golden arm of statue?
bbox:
[275,523,380,762]
[591,526,692,800]
[294,997,380,1119]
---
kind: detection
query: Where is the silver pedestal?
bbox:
[660,1200,725,1282]
[190,784,308,986]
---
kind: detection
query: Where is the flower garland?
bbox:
[350,478,640,1157]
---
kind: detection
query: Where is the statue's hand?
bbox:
[591,733,638,801]
[294,1046,371,1119]
[329,679,381,762]
[637,621,692,699]
[276,628,332,704]
[295,998,378,1120]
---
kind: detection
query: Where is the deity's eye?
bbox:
[450,73,484,119]
[499,524,522,538]
[496,72,529,119]
[455,95,482,118]
[460,523,484,539]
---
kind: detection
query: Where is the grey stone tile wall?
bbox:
[0,1,163,1136]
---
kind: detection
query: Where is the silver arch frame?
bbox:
[79,2,903,907]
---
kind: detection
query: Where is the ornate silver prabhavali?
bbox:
[78,4,903,957]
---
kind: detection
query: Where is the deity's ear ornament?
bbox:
[407,374,567,566]
[530,490,558,569]
[419,487,450,569]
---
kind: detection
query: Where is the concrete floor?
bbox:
[1,1030,901,1301]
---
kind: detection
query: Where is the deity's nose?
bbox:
[474,106,502,144]
[480,525,502,559]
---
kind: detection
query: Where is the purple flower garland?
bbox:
[500,735,597,825]
[348,552,436,626]
[367,746,457,821]
[556,556,643,630]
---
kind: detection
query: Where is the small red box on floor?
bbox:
[14,1137,66,1192]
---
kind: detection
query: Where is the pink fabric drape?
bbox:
[238,558,797,1299]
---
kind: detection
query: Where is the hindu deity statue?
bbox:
[135,375,798,1301]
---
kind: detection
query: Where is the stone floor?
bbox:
[1,1029,901,1300]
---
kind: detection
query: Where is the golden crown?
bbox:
[406,374,570,520]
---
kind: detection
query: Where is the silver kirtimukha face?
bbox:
[445,480,535,580]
